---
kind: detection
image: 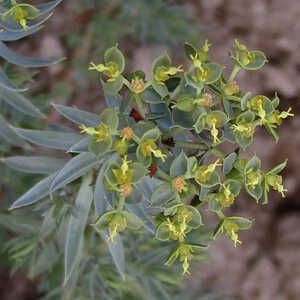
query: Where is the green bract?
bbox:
[6,39,292,279]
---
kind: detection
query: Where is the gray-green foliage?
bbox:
[0,0,63,147]
[0,2,236,299]
[3,38,292,299]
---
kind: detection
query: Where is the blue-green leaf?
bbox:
[94,158,116,215]
[223,152,237,175]
[100,232,125,280]
[170,151,188,177]
[67,136,91,153]
[50,152,100,191]
[36,0,63,15]
[0,67,26,91]
[0,113,26,147]
[15,128,82,150]
[9,172,58,209]
[150,183,176,207]
[0,26,43,42]
[64,172,93,283]
[0,214,39,234]
[0,87,45,118]
[52,103,99,127]
[0,41,63,67]
[126,202,155,234]
[2,156,67,174]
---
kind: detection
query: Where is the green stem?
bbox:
[117,196,125,211]
[216,210,225,219]
[179,236,185,243]
[227,95,242,102]
[175,140,208,150]
[134,94,146,119]
[228,65,241,82]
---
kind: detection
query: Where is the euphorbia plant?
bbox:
[5,39,292,283]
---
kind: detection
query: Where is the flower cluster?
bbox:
[81,40,293,274]
[9,39,292,277]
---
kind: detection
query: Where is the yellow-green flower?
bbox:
[267,108,294,127]
[224,80,239,96]
[266,174,287,197]
[156,205,201,242]
[190,39,212,65]
[80,123,110,142]
[89,61,120,82]
[108,213,127,242]
[194,160,222,185]
[205,112,227,144]
[224,219,241,247]
[247,95,267,122]
[192,64,211,82]
[112,156,133,184]
[234,39,255,66]
[231,121,255,138]
[2,1,39,30]
[113,127,134,156]
[165,243,194,275]
[246,168,263,189]
[194,93,214,107]
[216,184,235,207]
[140,139,166,161]
[154,65,183,84]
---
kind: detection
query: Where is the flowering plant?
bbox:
[5,39,292,282]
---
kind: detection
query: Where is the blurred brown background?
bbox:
[2,0,300,299]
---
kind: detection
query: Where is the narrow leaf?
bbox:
[64,173,93,283]
[52,103,99,127]
[67,136,91,153]
[15,128,82,150]
[2,155,68,174]
[99,232,125,280]
[94,155,117,215]
[10,172,58,209]
[50,152,102,191]
[0,113,26,147]
[0,67,26,91]
[0,26,43,41]
[36,0,63,15]
[0,41,64,67]
[0,87,45,118]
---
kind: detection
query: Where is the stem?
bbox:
[175,140,208,150]
[134,94,146,119]
[228,65,241,82]
[216,210,225,219]
[196,87,202,97]
[227,95,242,102]
[179,236,185,243]
[117,196,125,211]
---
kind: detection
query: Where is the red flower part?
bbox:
[130,108,144,122]
[149,164,158,177]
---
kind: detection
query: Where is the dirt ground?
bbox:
[2,1,300,299]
